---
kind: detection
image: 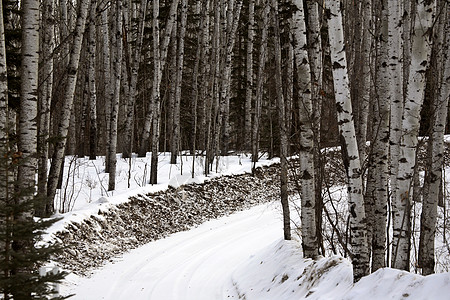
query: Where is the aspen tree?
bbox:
[37,0,54,214]
[419,0,448,275]
[272,0,291,241]
[47,0,91,213]
[252,0,269,170]
[244,0,255,153]
[392,0,435,271]
[325,0,369,281]
[108,0,123,191]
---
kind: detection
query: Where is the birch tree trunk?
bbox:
[47,0,91,213]
[252,0,269,170]
[220,0,242,156]
[306,0,324,255]
[245,0,254,152]
[369,0,390,271]
[419,1,448,275]
[171,0,187,164]
[392,0,435,271]
[357,0,371,166]
[101,5,112,171]
[291,0,317,258]
[108,0,123,191]
[88,0,97,160]
[122,0,147,159]
[36,0,54,215]
[18,0,39,211]
[272,0,291,241]
[149,0,162,184]
[139,0,180,158]
[325,0,369,281]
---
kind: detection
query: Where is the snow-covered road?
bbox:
[65,202,283,299]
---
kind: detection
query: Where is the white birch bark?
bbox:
[18,0,39,215]
[122,0,147,159]
[272,0,291,241]
[101,5,112,171]
[392,0,435,271]
[369,0,390,271]
[220,0,242,155]
[140,0,180,158]
[108,0,123,191]
[171,0,187,164]
[291,0,317,258]
[245,0,254,152]
[418,1,448,275]
[389,0,405,229]
[325,0,369,281]
[357,0,371,166]
[47,0,91,209]
[306,0,324,255]
[37,0,54,213]
[252,0,269,169]
[149,0,162,184]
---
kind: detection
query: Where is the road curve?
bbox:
[66,202,283,300]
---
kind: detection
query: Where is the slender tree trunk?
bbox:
[292,0,317,258]
[47,0,91,214]
[108,0,123,191]
[419,1,448,275]
[252,0,269,170]
[88,0,97,160]
[272,0,291,241]
[149,0,162,184]
[306,0,324,255]
[392,0,435,271]
[245,0,254,152]
[369,0,390,272]
[170,0,187,164]
[0,0,8,217]
[37,0,54,216]
[140,0,180,158]
[325,0,369,282]
[101,5,112,171]
[122,0,147,159]
[18,0,39,209]
[15,1,39,296]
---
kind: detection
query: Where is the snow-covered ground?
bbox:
[46,152,450,299]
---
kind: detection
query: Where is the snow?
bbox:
[44,152,450,299]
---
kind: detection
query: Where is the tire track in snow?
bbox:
[67,202,283,299]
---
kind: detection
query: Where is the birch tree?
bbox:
[139,0,180,159]
[122,0,147,159]
[170,0,187,164]
[36,0,54,214]
[88,0,97,160]
[18,0,39,210]
[368,0,390,271]
[305,0,323,252]
[392,0,435,271]
[245,0,254,152]
[108,0,123,191]
[291,0,317,258]
[272,0,291,241]
[325,0,369,281]
[419,1,449,275]
[252,0,269,170]
[47,0,91,213]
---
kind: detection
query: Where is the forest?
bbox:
[0,0,449,298]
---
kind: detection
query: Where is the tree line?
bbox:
[0,0,449,296]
